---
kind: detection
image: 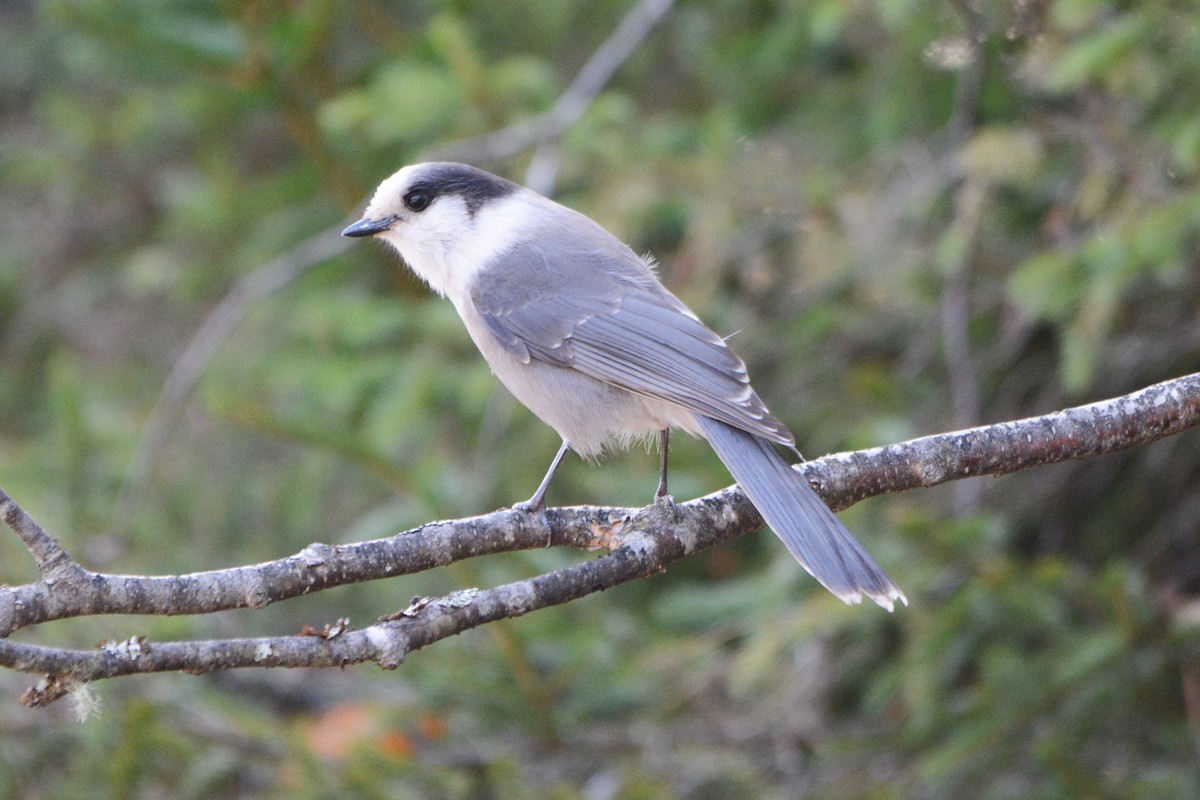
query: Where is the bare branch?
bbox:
[422,0,674,167]
[5,540,686,685]
[809,372,1200,508]
[0,487,81,581]
[0,505,620,638]
[2,371,1198,699]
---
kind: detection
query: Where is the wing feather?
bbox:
[470,236,793,445]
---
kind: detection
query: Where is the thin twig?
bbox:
[811,372,1200,507]
[422,0,675,166]
[0,488,79,580]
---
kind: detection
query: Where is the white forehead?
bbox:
[364,164,423,216]
[364,165,548,302]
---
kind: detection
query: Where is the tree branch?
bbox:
[421,0,674,168]
[3,372,1198,705]
[0,489,80,581]
[938,0,990,514]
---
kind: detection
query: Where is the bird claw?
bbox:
[512,497,545,514]
[512,497,552,547]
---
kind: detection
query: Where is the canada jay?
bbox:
[343,162,905,610]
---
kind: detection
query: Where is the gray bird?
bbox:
[343,162,905,610]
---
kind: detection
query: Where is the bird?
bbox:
[342,162,905,610]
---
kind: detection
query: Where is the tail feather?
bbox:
[698,416,905,610]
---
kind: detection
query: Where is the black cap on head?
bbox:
[405,163,518,216]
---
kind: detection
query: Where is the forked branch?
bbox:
[2,372,1198,706]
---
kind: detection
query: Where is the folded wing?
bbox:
[470,235,793,446]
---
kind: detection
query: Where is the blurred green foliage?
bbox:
[1,0,1199,797]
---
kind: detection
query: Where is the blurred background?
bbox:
[1,0,1199,797]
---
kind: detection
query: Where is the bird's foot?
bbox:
[512,495,553,547]
[512,497,545,514]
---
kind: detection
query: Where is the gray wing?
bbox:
[470,234,794,446]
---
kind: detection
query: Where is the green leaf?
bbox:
[1008,251,1083,322]
[1046,13,1150,92]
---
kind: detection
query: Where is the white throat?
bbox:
[376,192,544,305]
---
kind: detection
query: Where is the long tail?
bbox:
[697,416,906,610]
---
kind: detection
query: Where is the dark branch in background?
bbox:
[939,0,989,514]
[3,372,1198,706]
[423,0,674,180]
[110,0,674,529]
[517,0,675,195]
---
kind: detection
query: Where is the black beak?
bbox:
[342,216,397,237]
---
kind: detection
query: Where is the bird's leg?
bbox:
[654,428,674,506]
[514,439,570,513]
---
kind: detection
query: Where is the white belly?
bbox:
[455,298,700,457]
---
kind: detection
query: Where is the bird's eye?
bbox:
[403,191,431,212]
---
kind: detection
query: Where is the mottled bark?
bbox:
[2,372,1198,705]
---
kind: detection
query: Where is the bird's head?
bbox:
[342,162,527,297]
